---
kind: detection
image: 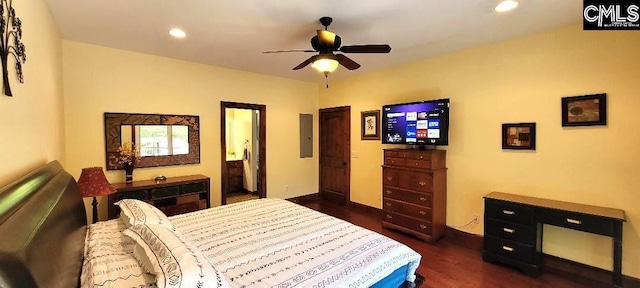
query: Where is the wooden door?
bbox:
[319,106,350,205]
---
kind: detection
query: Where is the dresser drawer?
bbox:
[485,219,535,245]
[484,235,535,264]
[384,198,432,219]
[383,169,399,186]
[384,157,406,166]
[115,189,149,201]
[398,151,411,158]
[485,200,534,226]
[539,209,614,237]
[384,151,398,158]
[398,172,433,193]
[405,159,431,169]
[383,187,432,207]
[383,212,432,235]
[227,160,243,168]
[151,186,180,199]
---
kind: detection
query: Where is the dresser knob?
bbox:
[419,197,427,201]
[386,176,393,181]
[418,156,423,159]
[503,228,515,234]
[385,190,392,194]
[415,163,419,166]
[566,218,582,225]
[419,211,426,215]
[502,246,514,252]
[386,215,393,219]
[385,202,391,207]
[419,224,427,229]
[502,210,515,215]
[418,181,426,186]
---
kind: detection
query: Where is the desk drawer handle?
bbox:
[420,224,427,229]
[503,228,515,234]
[418,181,426,186]
[566,218,582,225]
[386,215,393,219]
[419,197,427,201]
[385,190,393,194]
[502,210,515,215]
[419,211,427,215]
[502,246,514,252]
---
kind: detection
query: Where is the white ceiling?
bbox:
[45,0,582,83]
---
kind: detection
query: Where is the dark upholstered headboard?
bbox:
[0,161,87,288]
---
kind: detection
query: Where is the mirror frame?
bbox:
[104,112,200,170]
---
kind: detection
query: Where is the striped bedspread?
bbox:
[81,198,421,288]
[171,198,421,287]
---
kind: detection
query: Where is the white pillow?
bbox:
[115,199,174,230]
[122,224,230,288]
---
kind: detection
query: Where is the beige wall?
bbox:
[0,0,64,186]
[62,41,319,219]
[320,24,640,277]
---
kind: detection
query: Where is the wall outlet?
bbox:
[284,185,289,192]
[473,214,479,224]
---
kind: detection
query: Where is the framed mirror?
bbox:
[104,113,200,170]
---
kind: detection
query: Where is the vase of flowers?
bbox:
[113,141,140,183]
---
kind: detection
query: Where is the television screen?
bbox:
[381,98,450,145]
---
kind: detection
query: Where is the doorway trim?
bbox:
[220,101,267,205]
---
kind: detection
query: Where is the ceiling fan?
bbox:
[263,16,392,76]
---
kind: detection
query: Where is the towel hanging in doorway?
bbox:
[243,140,249,161]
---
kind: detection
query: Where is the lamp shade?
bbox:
[77,167,116,198]
[312,58,339,73]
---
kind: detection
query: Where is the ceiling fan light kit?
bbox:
[263,16,391,80]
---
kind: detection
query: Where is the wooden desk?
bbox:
[483,192,626,287]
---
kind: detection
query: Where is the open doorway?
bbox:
[220,101,266,205]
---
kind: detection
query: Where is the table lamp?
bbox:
[77,167,116,223]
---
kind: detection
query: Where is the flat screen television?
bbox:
[381,98,450,146]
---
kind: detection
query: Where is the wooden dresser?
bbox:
[108,174,210,219]
[382,148,447,243]
[227,160,244,193]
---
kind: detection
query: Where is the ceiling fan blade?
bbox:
[262,49,315,54]
[340,44,392,53]
[293,55,320,70]
[317,30,336,47]
[335,54,360,70]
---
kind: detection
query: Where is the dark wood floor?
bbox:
[300,200,625,288]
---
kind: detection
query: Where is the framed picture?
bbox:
[502,122,536,150]
[361,110,380,140]
[561,93,607,127]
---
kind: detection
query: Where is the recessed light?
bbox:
[169,28,187,38]
[495,0,519,12]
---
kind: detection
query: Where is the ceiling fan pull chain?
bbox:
[324,72,330,88]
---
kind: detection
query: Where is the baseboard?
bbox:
[445,226,483,251]
[349,201,383,217]
[286,193,319,204]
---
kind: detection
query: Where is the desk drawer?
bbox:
[539,209,614,237]
[485,219,535,245]
[484,235,534,264]
[485,200,534,226]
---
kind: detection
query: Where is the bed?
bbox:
[0,161,422,288]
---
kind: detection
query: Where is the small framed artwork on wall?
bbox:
[361,110,380,140]
[502,123,536,150]
[561,93,607,127]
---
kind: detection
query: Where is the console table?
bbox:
[483,192,626,287]
[108,175,210,219]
